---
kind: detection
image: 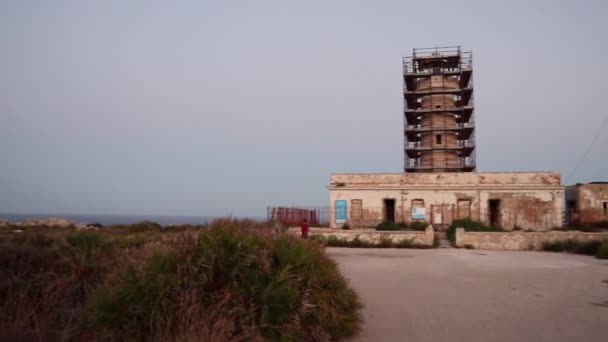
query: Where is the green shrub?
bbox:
[88,252,182,340]
[408,221,428,231]
[0,219,363,341]
[559,221,608,232]
[446,219,503,244]
[87,226,363,341]
[375,221,400,231]
[542,240,566,252]
[574,240,603,255]
[310,234,326,243]
[542,239,608,259]
[398,222,409,229]
[596,241,608,259]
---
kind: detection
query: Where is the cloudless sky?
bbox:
[1,0,607,217]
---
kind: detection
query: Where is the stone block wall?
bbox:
[289,226,435,247]
[455,228,608,250]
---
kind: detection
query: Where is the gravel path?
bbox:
[327,248,608,342]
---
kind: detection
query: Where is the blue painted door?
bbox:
[335,200,347,224]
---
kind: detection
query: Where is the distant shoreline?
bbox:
[0,213,266,226]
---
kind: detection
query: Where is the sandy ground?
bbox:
[327,248,608,342]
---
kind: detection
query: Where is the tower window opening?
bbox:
[436,135,442,144]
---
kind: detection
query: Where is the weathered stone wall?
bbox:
[328,172,563,231]
[454,228,608,250]
[330,172,561,187]
[289,226,435,247]
[565,183,608,224]
[578,184,608,223]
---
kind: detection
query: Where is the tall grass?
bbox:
[0,220,363,341]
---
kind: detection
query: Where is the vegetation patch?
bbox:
[0,219,363,341]
[553,221,608,232]
[446,219,504,245]
[541,239,608,259]
[314,234,429,249]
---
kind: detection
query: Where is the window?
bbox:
[411,199,425,220]
[457,199,471,219]
[351,199,363,219]
[436,134,442,144]
[604,202,607,216]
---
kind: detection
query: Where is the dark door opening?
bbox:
[489,199,500,226]
[384,199,396,222]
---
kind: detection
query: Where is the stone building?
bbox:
[325,46,566,232]
[328,172,563,231]
[565,182,608,225]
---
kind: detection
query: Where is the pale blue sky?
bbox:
[1,0,607,216]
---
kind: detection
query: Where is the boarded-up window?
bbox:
[457,199,471,219]
[351,199,363,219]
[411,199,425,220]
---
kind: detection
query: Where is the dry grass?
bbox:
[0,219,362,341]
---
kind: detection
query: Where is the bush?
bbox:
[596,242,608,259]
[541,240,566,252]
[375,220,400,231]
[542,239,608,259]
[342,222,351,230]
[408,221,428,231]
[446,219,504,244]
[87,226,363,341]
[0,219,363,341]
[558,221,608,232]
[574,240,603,255]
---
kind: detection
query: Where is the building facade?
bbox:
[565,182,608,225]
[328,172,563,231]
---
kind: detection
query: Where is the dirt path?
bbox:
[327,248,608,342]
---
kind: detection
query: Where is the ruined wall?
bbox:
[289,227,434,247]
[331,172,561,187]
[455,228,608,250]
[577,184,608,224]
[329,172,563,230]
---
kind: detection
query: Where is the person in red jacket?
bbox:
[300,218,309,239]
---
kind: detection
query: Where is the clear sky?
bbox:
[1,0,607,217]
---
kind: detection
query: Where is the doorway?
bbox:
[489,199,500,226]
[384,199,396,222]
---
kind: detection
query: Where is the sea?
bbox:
[0,213,266,226]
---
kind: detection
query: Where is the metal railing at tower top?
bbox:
[403,46,472,74]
